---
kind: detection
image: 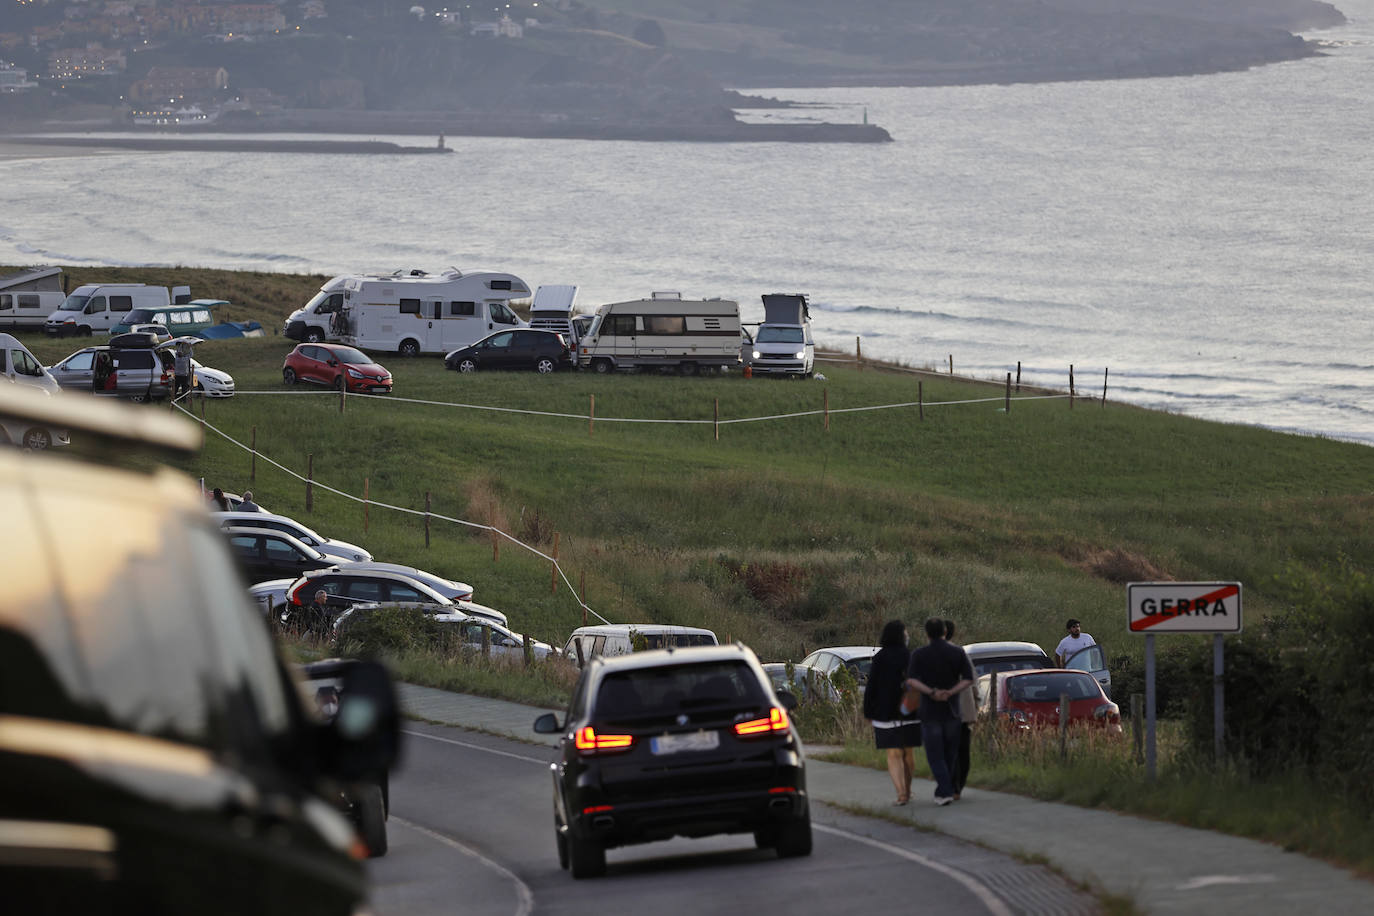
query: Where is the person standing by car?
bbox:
[237,490,261,512]
[944,619,978,800]
[173,341,193,399]
[1056,618,1096,667]
[862,619,920,806]
[209,487,229,511]
[903,617,975,806]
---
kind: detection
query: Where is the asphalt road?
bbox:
[366,721,1097,916]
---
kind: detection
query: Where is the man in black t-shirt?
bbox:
[904,617,974,805]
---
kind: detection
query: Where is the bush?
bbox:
[335,605,452,658]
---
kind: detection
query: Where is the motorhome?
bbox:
[44,282,191,337]
[283,274,350,342]
[742,293,815,377]
[528,284,586,349]
[576,292,742,375]
[337,268,530,356]
[0,266,66,331]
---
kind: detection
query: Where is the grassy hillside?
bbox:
[13,265,1372,673]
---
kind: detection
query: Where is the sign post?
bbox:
[1127,581,1242,780]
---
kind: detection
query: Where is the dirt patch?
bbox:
[1070,547,1171,584]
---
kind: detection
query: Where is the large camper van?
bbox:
[44,282,190,337]
[576,292,742,375]
[338,268,530,356]
[283,274,350,343]
[742,293,815,377]
[0,266,66,331]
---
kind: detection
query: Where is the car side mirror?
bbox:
[533,712,563,734]
[315,659,401,782]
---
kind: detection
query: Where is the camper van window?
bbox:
[643,315,686,335]
[110,296,133,312]
[0,295,10,310]
[173,312,191,324]
[400,299,421,315]
[85,297,107,314]
[606,315,636,337]
[19,295,41,310]
[9,349,43,376]
[490,279,513,290]
[449,301,476,317]
[194,310,211,322]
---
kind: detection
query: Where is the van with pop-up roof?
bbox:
[44,282,191,337]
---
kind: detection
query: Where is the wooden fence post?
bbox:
[1102,367,1109,407]
[589,393,594,437]
[856,336,862,371]
[522,634,532,668]
[823,388,829,431]
[200,393,206,422]
[1016,361,1021,392]
[948,354,954,376]
[305,454,313,512]
[492,529,499,562]
[551,532,560,593]
[424,491,431,548]
[1069,364,1076,409]
[363,477,370,534]
[918,381,924,422]
[250,426,256,482]
[1005,372,1011,413]
[713,398,719,441]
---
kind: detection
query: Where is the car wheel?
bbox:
[568,834,605,879]
[593,358,613,375]
[334,374,346,391]
[774,811,812,858]
[354,783,388,857]
[22,428,51,450]
[458,358,477,373]
[535,357,556,374]
[282,367,297,386]
[304,327,325,343]
[80,326,93,337]
[678,361,698,377]
[399,339,421,358]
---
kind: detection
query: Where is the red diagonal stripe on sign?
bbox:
[1132,584,1239,631]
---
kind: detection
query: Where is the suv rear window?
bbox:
[595,661,766,722]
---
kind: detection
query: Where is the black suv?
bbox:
[444,329,572,373]
[534,644,810,879]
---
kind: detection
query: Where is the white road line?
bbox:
[390,815,534,916]
[813,824,1014,916]
[405,727,1012,915]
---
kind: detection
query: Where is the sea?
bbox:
[3,4,1372,446]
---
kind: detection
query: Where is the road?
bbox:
[366,721,1097,916]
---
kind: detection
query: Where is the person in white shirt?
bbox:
[1055,618,1096,667]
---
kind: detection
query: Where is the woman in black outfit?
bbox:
[862,619,921,805]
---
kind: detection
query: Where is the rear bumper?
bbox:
[570,784,807,848]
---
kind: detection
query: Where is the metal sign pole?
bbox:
[1145,633,1156,782]
[1214,633,1225,761]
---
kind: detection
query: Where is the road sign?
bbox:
[1127,581,1242,633]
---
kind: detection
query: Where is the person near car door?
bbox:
[903,617,975,806]
[173,343,193,399]
[1055,618,1096,667]
[862,619,920,806]
[944,619,978,800]
[237,490,261,512]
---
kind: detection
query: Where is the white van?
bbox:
[0,332,61,396]
[742,293,815,377]
[283,274,350,343]
[0,266,67,331]
[338,267,529,356]
[577,292,742,375]
[44,282,191,337]
[562,623,719,666]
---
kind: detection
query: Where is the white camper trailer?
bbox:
[741,293,815,377]
[0,266,67,331]
[338,268,530,356]
[576,292,742,375]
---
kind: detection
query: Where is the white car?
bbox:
[285,567,506,626]
[799,645,882,686]
[212,510,373,563]
[191,358,235,397]
[337,562,476,605]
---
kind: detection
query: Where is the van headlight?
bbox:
[752,350,762,360]
[794,350,806,359]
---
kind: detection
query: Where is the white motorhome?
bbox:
[0,266,66,331]
[44,282,190,337]
[283,274,350,342]
[527,284,586,349]
[577,292,742,375]
[742,293,815,377]
[338,268,530,356]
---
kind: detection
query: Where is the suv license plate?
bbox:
[651,730,719,755]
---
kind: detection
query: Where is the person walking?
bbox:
[944,619,978,800]
[1056,618,1096,667]
[904,617,975,806]
[862,619,921,806]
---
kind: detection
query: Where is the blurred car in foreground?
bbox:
[978,669,1122,734]
[0,383,400,914]
[534,644,810,879]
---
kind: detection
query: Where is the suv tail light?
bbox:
[575,726,634,754]
[734,707,790,737]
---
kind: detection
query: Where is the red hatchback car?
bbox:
[979,669,1122,734]
[283,343,392,393]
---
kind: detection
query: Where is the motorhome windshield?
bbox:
[59,294,90,312]
[490,302,519,325]
[757,326,805,343]
[303,289,335,312]
[334,347,372,364]
[586,314,604,338]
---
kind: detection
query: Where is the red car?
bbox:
[282,343,392,393]
[979,669,1122,734]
